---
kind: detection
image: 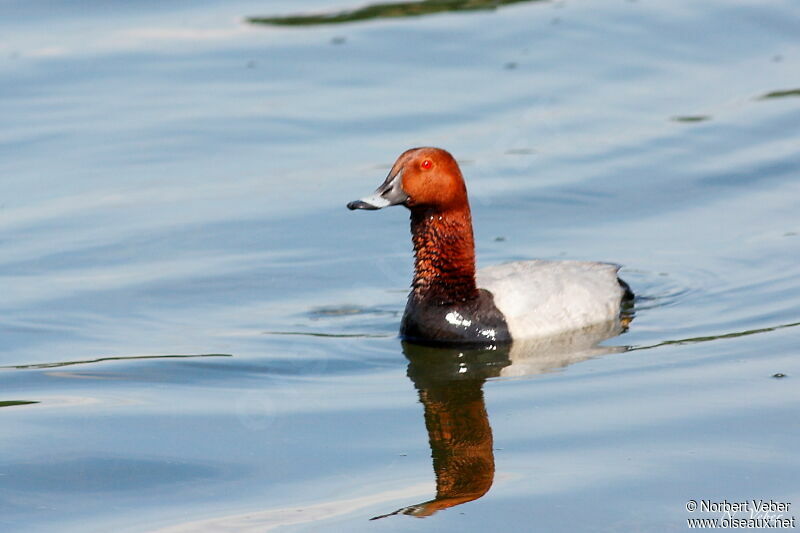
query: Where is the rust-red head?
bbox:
[347,147,469,213]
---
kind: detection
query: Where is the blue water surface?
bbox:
[1,0,799,531]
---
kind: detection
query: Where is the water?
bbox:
[1,0,799,531]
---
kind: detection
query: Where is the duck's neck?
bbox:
[409,206,478,305]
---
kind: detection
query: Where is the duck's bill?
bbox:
[347,169,408,210]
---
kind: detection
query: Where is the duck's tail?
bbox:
[617,277,635,301]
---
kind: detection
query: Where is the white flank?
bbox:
[477,260,625,341]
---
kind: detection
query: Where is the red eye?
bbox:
[421,159,432,170]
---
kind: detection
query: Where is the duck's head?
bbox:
[347,147,468,212]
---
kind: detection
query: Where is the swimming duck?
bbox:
[347,147,633,346]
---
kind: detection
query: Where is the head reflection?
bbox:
[372,342,509,520]
[373,319,629,520]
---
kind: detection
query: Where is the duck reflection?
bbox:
[248,0,544,27]
[373,319,629,519]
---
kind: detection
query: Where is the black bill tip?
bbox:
[347,200,379,210]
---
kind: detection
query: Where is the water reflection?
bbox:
[0,400,39,408]
[672,115,711,123]
[758,88,800,100]
[375,320,627,519]
[499,319,628,378]
[630,320,800,352]
[2,353,231,370]
[248,0,542,27]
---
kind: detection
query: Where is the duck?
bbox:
[347,147,633,346]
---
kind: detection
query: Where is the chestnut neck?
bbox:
[409,205,479,305]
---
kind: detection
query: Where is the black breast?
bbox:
[400,289,512,347]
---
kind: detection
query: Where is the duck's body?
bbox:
[478,260,627,340]
[348,147,632,346]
